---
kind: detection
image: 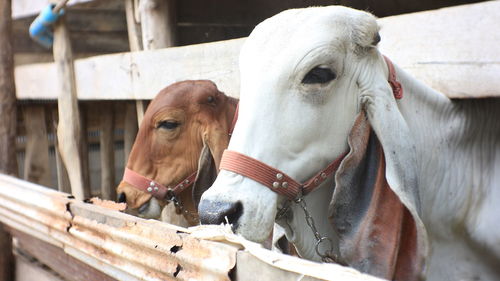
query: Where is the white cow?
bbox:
[198,5,500,281]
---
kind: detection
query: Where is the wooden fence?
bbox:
[2,1,500,280]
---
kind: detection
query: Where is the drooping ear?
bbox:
[329,111,428,281]
[192,144,218,208]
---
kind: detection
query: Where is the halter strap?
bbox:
[384,56,403,99]
[219,56,402,199]
[123,168,196,200]
[220,150,346,200]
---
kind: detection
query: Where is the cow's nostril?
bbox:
[199,200,243,226]
[117,192,126,203]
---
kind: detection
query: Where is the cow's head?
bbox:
[117,80,237,224]
[199,6,427,280]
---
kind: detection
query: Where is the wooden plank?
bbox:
[51,108,71,193]
[124,0,147,125]
[0,0,18,176]
[22,106,51,187]
[12,229,117,281]
[14,1,500,100]
[15,252,65,281]
[99,105,116,200]
[378,1,500,98]
[0,2,17,279]
[12,0,99,18]
[123,102,138,163]
[139,0,176,49]
[53,13,89,200]
[0,224,13,281]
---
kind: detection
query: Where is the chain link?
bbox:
[166,190,199,221]
[294,195,337,263]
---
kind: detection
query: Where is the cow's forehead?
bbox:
[240,6,376,70]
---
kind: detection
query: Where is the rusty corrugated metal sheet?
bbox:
[0,174,384,281]
[0,174,238,281]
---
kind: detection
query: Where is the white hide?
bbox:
[199,6,500,281]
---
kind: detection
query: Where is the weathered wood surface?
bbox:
[53,14,89,200]
[99,106,116,200]
[15,1,500,100]
[123,102,138,162]
[13,229,116,281]
[51,108,71,193]
[22,106,51,187]
[378,1,500,98]
[15,252,65,281]
[0,1,17,280]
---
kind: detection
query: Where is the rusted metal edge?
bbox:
[0,174,383,281]
[0,174,238,281]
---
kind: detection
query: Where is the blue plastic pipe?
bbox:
[29,4,64,48]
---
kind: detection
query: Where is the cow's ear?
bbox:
[329,111,428,281]
[192,144,218,209]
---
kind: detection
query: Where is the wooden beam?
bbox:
[53,13,89,200]
[124,0,147,126]
[14,1,500,100]
[0,1,17,279]
[123,102,137,163]
[52,109,71,194]
[22,106,51,187]
[12,229,116,281]
[99,104,116,200]
[139,0,176,49]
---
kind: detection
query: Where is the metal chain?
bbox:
[294,195,337,263]
[166,190,199,221]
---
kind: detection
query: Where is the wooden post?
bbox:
[53,13,90,200]
[139,0,176,49]
[124,0,148,126]
[123,102,138,162]
[99,104,116,200]
[23,106,51,187]
[52,109,71,194]
[0,0,16,279]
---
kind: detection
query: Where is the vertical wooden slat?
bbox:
[79,107,91,196]
[99,104,116,200]
[53,13,89,200]
[0,0,16,280]
[123,102,138,162]
[139,0,177,49]
[124,0,147,126]
[23,106,51,187]
[52,109,71,193]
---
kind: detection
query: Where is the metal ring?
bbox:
[315,236,334,259]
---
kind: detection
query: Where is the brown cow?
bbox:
[116,80,238,226]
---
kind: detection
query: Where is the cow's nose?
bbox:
[117,192,126,203]
[198,200,243,226]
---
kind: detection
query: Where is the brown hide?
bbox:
[116,80,238,225]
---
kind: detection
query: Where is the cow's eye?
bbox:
[157,120,180,130]
[301,66,336,84]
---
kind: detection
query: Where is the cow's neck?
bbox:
[395,64,500,235]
